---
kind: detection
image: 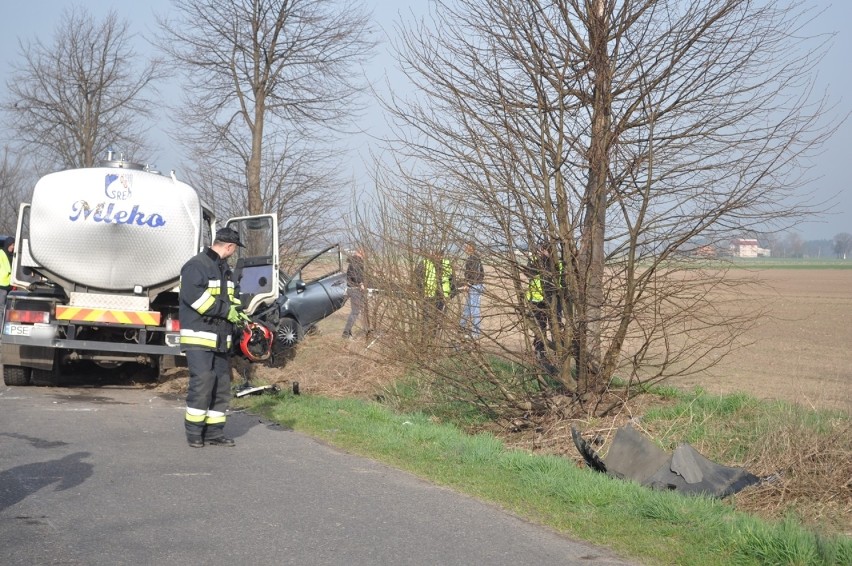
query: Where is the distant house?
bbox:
[730,239,771,258]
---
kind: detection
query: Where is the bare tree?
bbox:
[0,147,31,234]
[367,0,838,417]
[785,232,805,258]
[2,7,161,171]
[833,233,852,259]
[156,0,375,262]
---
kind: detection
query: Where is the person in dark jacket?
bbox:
[3,236,13,262]
[179,227,248,448]
[342,248,368,339]
[460,240,484,338]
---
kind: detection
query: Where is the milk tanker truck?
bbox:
[1,154,285,386]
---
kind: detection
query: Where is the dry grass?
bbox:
[241,309,402,399]
[734,418,852,534]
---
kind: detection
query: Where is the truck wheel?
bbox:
[31,367,60,387]
[3,365,32,386]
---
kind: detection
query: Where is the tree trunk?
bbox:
[577,0,611,393]
[247,92,265,216]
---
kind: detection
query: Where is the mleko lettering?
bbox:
[69,200,166,228]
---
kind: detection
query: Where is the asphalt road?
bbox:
[0,381,636,566]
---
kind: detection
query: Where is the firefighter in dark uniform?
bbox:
[179,227,248,448]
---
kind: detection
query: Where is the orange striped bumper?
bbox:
[56,306,162,326]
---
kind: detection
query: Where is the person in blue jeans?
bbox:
[460,240,484,338]
[342,248,367,339]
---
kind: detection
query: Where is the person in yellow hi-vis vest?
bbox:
[0,236,15,309]
[417,250,456,336]
[524,243,550,360]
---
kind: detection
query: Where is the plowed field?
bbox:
[665,268,852,411]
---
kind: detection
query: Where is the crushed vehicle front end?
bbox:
[258,245,348,362]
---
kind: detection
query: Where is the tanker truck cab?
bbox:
[1,157,279,386]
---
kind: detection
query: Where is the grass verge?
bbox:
[236,387,851,566]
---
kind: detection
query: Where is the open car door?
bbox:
[225,214,279,314]
[280,244,346,328]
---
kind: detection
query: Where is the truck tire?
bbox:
[3,365,32,386]
[31,367,60,387]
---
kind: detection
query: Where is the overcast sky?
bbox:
[1,1,849,241]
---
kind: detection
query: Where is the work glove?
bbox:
[227,305,242,324]
[239,311,252,323]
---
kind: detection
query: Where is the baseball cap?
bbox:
[215,227,245,247]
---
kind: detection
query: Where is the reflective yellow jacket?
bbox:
[0,251,11,289]
[423,258,453,298]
